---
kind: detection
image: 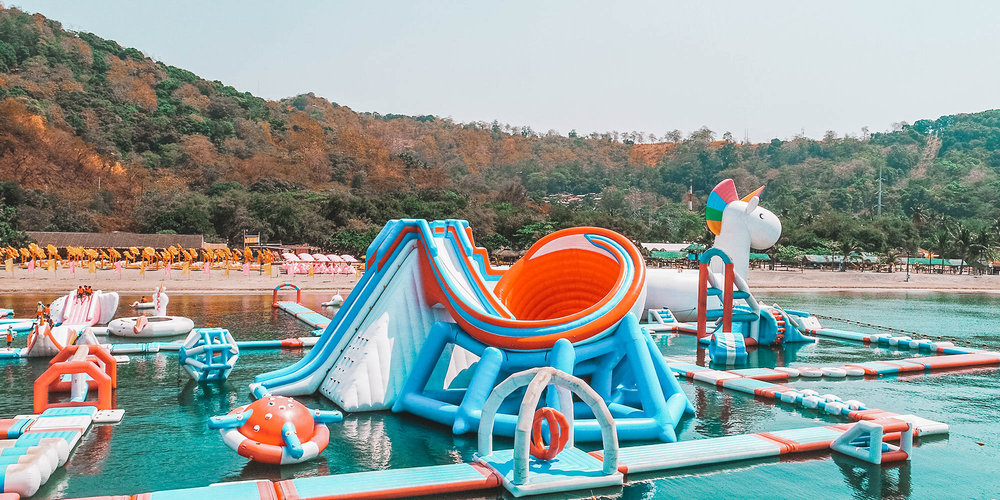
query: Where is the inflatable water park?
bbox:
[0,178,997,499]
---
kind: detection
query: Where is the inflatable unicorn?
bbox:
[704,179,781,280]
[644,179,781,322]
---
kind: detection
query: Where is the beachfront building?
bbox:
[641,242,703,267]
[26,231,208,253]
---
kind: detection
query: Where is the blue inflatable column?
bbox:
[392,321,459,419]
[545,339,576,411]
[453,346,504,434]
[590,350,623,401]
[618,314,677,442]
[645,335,696,416]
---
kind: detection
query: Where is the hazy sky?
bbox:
[11,1,1000,141]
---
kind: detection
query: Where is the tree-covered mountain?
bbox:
[0,5,998,262]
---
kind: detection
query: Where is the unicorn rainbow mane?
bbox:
[705,180,765,235]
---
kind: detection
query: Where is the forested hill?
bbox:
[0,5,999,261]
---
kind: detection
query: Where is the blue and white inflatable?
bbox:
[178,328,239,382]
[708,331,748,366]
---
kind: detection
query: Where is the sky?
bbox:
[10,1,1000,142]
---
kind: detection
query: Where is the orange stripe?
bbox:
[445,225,511,318]
[258,479,278,500]
[276,468,500,500]
[427,228,644,350]
[376,226,418,271]
[274,480,298,500]
[464,225,504,277]
[755,432,795,453]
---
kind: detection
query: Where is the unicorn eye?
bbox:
[759,213,764,219]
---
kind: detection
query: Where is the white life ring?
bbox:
[773,366,800,377]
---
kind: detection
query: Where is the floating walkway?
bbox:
[59,418,924,500]
[48,358,958,500]
[814,327,992,354]
[271,283,331,331]
[804,327,1000,375]
[666,361,951,436]
[275,463,500,500]
[1,406,120,497]
[0,336,318,359]
[274,302,331,331]
[591,422,897,474]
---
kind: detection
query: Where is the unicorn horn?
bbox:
[741,185,765,202]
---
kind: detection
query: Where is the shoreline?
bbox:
[0,267,360,293]
[746,268,1000,294]
[1,267,998,295]
[754,286,1000,294]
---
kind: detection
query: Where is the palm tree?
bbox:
[880,249,903,273]
[973,229,995,274]
[910,206,927,231]
[836,239,860,272]
[948,222,978,275]
[932,231,951,274]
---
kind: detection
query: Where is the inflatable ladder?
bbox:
[768,308,786,344]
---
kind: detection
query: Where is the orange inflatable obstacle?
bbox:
[34,344,117,414]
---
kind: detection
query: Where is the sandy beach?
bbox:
[0,267,360,294]
[748,268,1000,293]
[1,266,999,295]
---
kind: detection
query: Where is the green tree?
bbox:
[835,239,860,271]
[948,222,979,275]
[931,231,951,274]
[0,205,27,246]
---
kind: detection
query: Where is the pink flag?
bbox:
[27,259,34,272]
[242,262,250,276]
[203,262,210,274]
[165,262,172,275]
[69,261,76,274]
[114,261,123,274]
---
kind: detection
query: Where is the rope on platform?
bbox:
[811,313,992,348]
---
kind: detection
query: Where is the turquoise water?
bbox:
[0,291,998,499]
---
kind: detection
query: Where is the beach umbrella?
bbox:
[28,243,45,259]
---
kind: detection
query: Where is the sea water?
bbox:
[0,291,998,499]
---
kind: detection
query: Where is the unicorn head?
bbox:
[705,179,781,280]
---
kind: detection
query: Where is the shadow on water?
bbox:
[832,453,912,499]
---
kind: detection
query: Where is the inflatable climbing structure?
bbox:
[255,219,693,442]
